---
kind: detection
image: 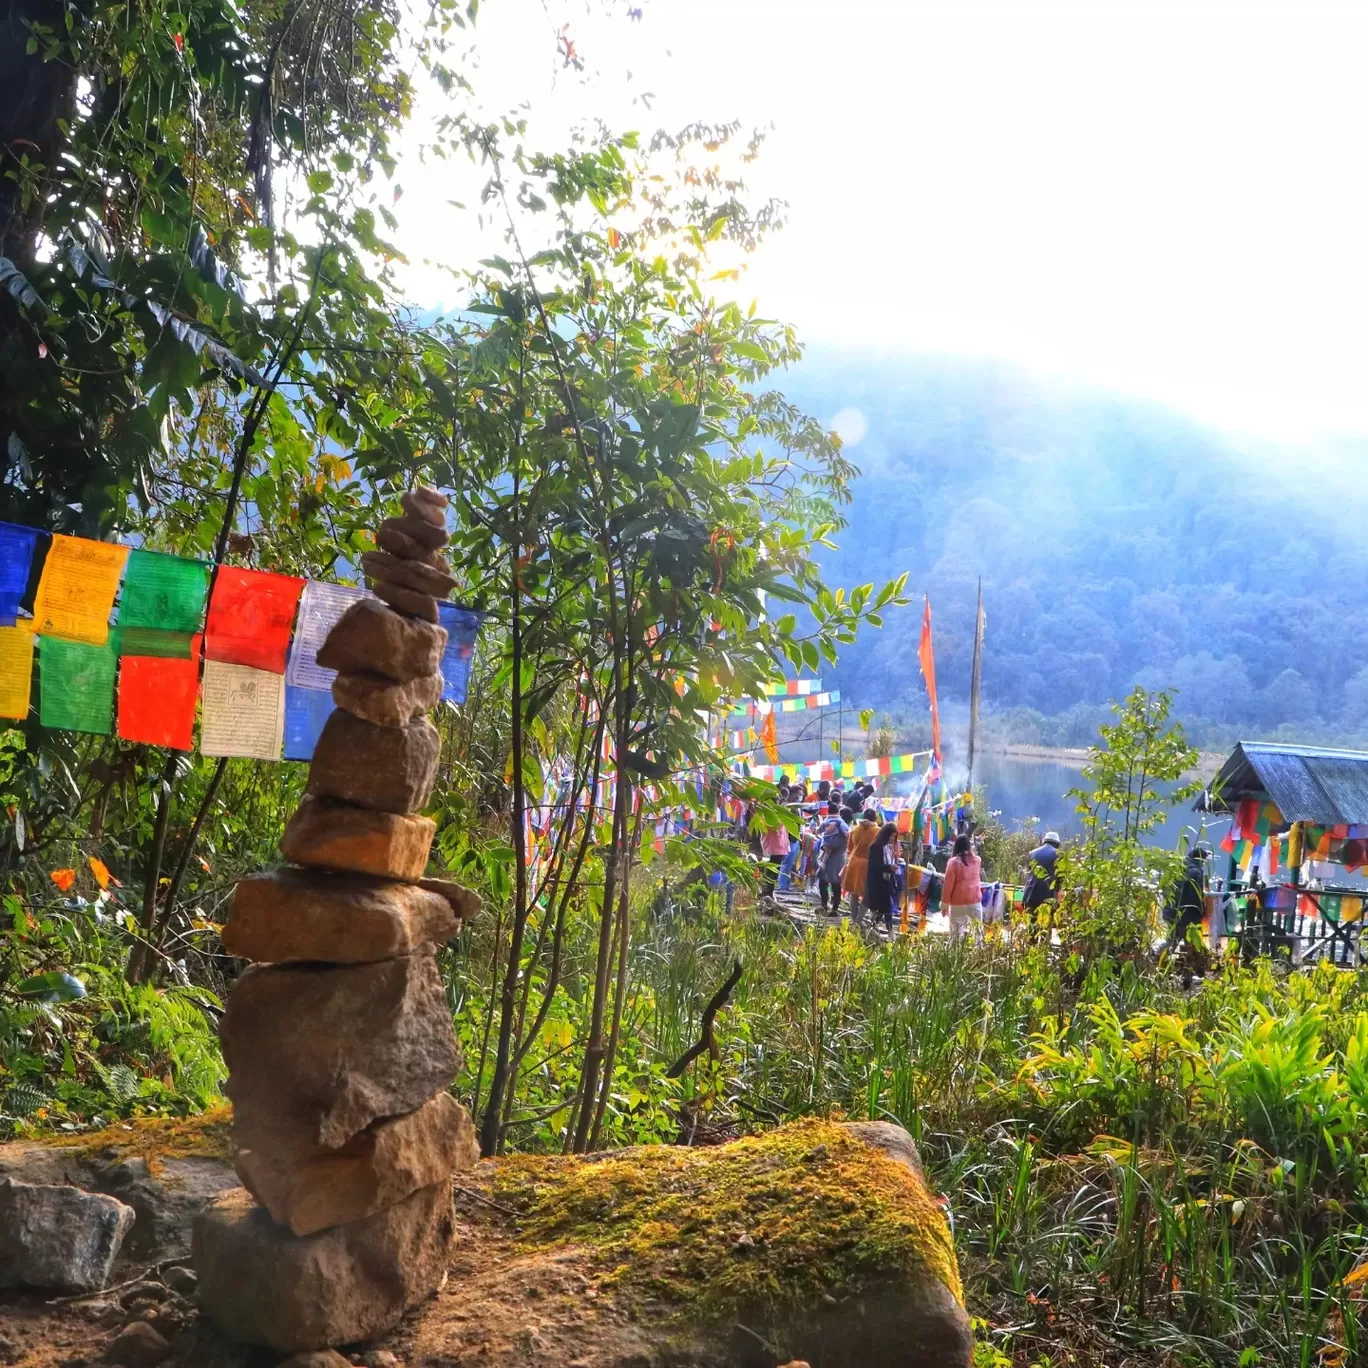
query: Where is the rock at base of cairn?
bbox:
[222,953,460,1151]
[280,796,435,880]
[192,1182,455,1352]
[222,866,460,965]
[235,1094,478,1236]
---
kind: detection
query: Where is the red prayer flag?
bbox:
[204,568,305,674]
[917,596,941,761]
[759,709,778,765]
[117,637,202,750]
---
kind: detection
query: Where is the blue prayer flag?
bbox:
[284,685,335,762]
[0,523,44,627]
[436,602,485,706]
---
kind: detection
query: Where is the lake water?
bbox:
[964,752,1222,851]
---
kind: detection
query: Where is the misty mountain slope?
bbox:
[780,350,1368,738]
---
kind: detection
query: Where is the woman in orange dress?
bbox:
[842,808,879,925]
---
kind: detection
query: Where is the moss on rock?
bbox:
[44,1106,232,1169]
[493,1117,962,1324]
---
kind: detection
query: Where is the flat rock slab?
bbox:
[94,1154,240,1259]
[333,670,442,728]
[307,710,440,813]
[361,550,456,598]
[224,866,458,964]
[488,1116,972,1367]
[376,522,447,568]
[401,488,448,527]
[236,1094,478,1236]
[280,797,435,880]
[193,1183,456,1352]
[316,599,445,683]
[222,952,460,1151]
[0,1178,135,1293]
[372,579,440,622]
[383,513,448,553]
[417,877,483,922]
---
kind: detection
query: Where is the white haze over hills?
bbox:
[785,349,1368,743]
[395,0,1368,445]
[388,0,1368,739]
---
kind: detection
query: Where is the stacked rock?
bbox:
[193,488,483,1354]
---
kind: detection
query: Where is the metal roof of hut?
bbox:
[1199,742,1368,826]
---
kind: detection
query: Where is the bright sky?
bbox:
[396,0,1368,441]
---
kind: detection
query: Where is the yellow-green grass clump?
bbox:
[493,1117,961,1320]
[43,1105,232,1170]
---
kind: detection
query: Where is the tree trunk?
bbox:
[0,0,80,272]
[478,527,530,1157]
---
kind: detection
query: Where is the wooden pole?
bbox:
[966,577,985,792]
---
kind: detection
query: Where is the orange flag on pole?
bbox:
[760,707,779,765]
[917,596,941,761]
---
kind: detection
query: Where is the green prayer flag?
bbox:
[39,636,116,734]
[117,549,210,634]
[114,626,196,659]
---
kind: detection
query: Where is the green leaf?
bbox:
[14,971,87,1003]
[306,170,334,194]
[0,258,46,314]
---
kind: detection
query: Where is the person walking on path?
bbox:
[1022,832,1061,909]
[1021,830,1061,936]
[757,818,791,900]
[943,833,983,940]
[842,808,879,924]
[865,821,900,932]
[816,805,852,914]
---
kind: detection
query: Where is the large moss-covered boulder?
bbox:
[492,1116,971,1367]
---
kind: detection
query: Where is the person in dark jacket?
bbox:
[1022,832,1062,910]
[865,822,900,931]
[1166,846,1210,947]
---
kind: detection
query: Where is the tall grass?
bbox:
[452,894,1368,1365]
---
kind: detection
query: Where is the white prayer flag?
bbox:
[286,580,372,691]
[200,659,285,760]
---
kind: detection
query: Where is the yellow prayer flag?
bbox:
[0,624,35,720]
[32,536,129,644]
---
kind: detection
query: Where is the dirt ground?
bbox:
[0,1186,703,1368]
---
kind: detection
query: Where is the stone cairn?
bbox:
[193,488,483,1353]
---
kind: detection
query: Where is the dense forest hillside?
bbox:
[790,350,1368,747]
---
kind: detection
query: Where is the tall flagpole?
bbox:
[966,578,985,792]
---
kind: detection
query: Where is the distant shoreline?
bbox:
[979,742,1224,781]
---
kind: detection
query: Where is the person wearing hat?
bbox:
[1022,831,1062,913]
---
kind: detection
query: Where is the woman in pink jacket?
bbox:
[941,833,983,939]
[758,819,791,899]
